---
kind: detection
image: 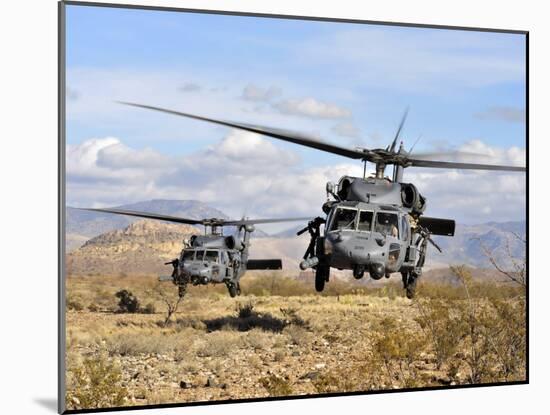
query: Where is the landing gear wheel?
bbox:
[353,265,365,280]
[227,283,238,298]
[315,263,329,292]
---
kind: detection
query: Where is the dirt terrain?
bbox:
[65,273,526,410]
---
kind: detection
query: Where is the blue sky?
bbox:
[65,4,526,224]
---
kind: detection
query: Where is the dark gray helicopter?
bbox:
[82,207,309,298]
[116,102,526,298]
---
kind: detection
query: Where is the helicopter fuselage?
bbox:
[174,233,247,286]
[162,226,285,298]
[320,200,415,279]
[299,175,454,285]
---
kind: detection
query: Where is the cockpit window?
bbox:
[204,250,219,262]
[182,250,195,261]
[375,212,399,238]
[194,250,205,261]
[357,211,373,232]
[329,207,358,231]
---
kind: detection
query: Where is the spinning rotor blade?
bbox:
[80,208,310,227]
[407,158,526,172]
[224,217,312,226]
[118,101,367,160]
[410,150,488,160]
[119,102,525,172]
[389,107,409,153]
[78,208,203,225]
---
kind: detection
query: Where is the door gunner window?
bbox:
[329,208,358,231]
[375,212,399,238]
[358,211,373,231]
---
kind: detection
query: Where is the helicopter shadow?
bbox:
[199,310,289,333]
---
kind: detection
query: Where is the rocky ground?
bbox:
[64,275,526,410]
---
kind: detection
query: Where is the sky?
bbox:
[64,4,527,226]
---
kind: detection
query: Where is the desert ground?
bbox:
[64,269,526,411]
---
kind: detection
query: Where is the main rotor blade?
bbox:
[224,217,312,226]
[118,101,367,160]
[78,208,203,225]
[410,150,488,160]
[389,108,409,153]
[79,208,311,227]
[408,158,526,172]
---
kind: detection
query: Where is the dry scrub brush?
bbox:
[66,354,128,410]
[415,265,526,384]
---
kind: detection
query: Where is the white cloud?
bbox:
[66,137,176,184]
[274,97,351,119]
[404,140,526,223]
[458,139,526,166]
[66,135,525,225]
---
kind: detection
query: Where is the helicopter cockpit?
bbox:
[374,212,399,238]
[181,249,220,263]
[326,203,400,238]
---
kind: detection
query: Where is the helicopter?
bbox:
[115,102,526,298]
[81,207,309,298]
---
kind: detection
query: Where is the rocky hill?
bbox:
[66,220,197,276]
[66,200,229,251]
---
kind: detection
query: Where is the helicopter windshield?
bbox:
[194,250,205,261]
[329,207,358,231]
[182,250,195,261]
[204,250,219,263]
[357,211,373,232]
[375,212,399,238]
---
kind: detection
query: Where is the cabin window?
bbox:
[194,250,205,261]
[204,250,219,263]
[329,207,358,231]
[357,211,373,231]
[375,212,399,238]
[182,250,195,261]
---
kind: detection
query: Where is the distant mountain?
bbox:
[430,220,526,268]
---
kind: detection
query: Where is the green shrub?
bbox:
[115,289,140,313]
